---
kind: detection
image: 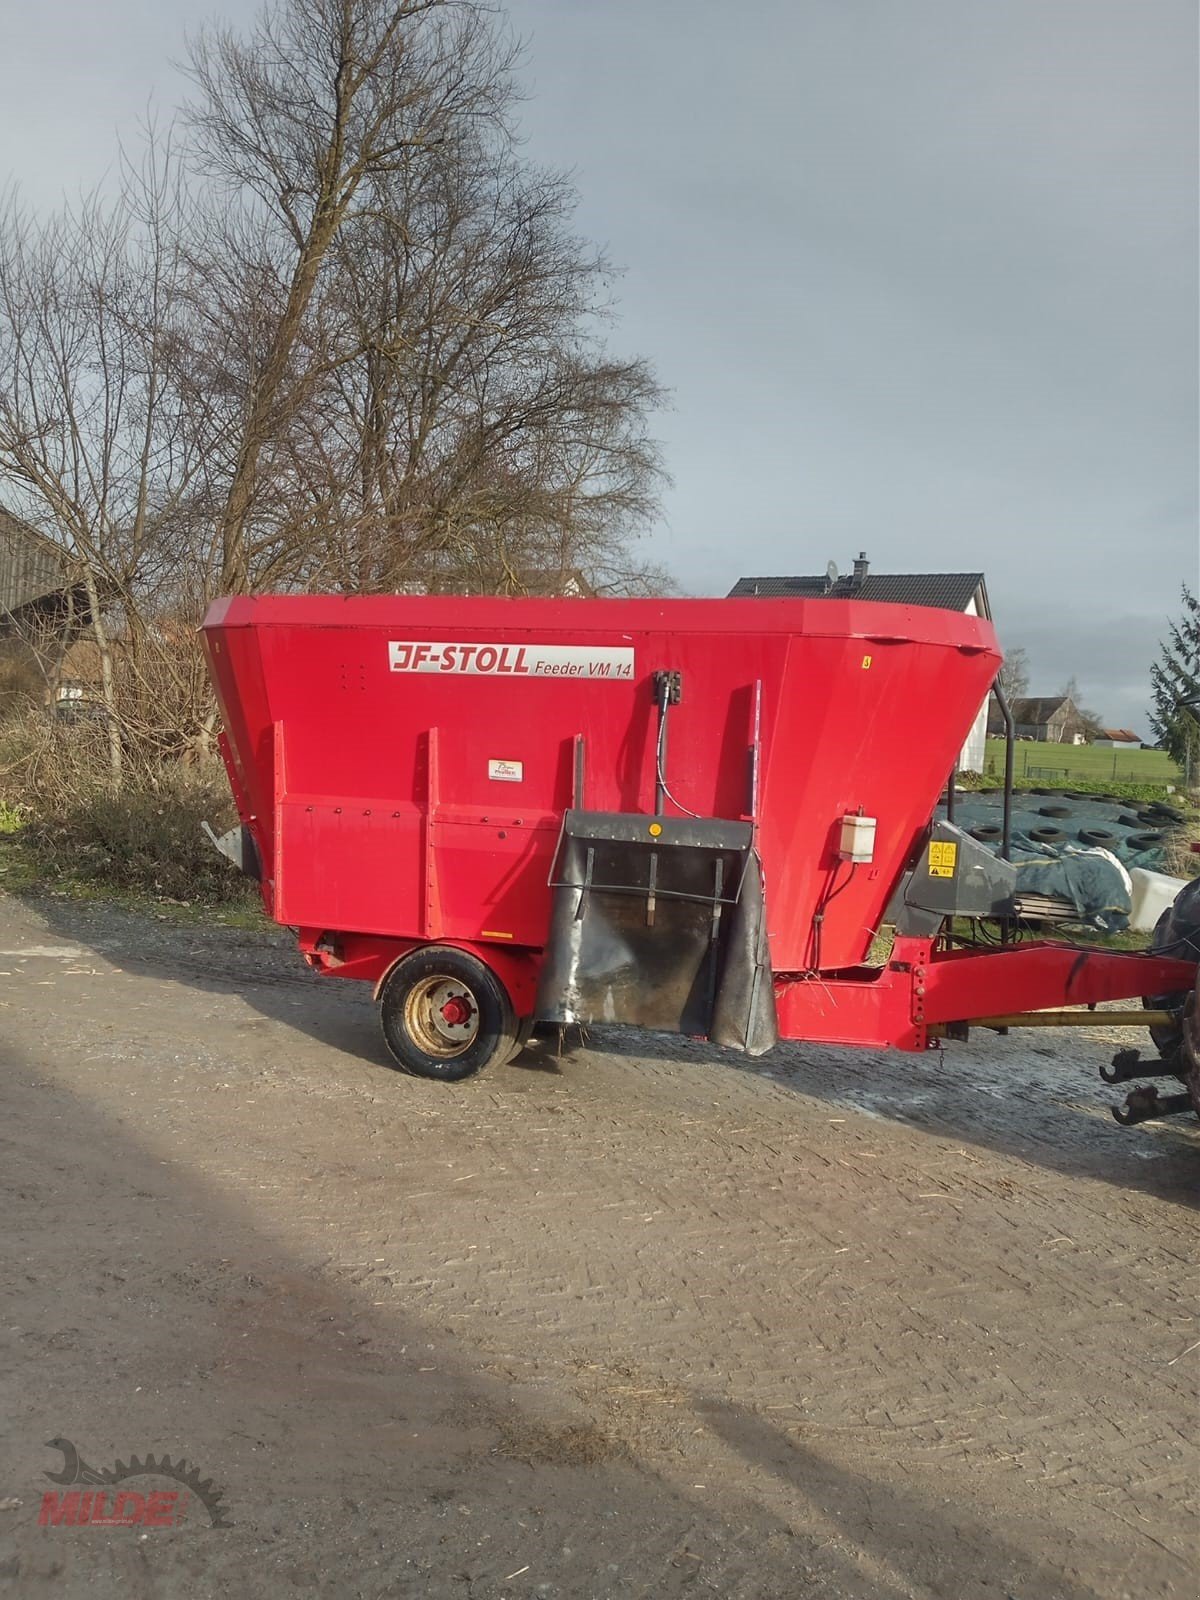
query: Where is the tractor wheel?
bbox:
[1145,879,1200,1067]
[378,946,517,1082]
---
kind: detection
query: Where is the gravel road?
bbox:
[0,888,1196,1598]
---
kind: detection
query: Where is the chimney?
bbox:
[853,551,869,585]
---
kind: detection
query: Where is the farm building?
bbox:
[987,695,1091,744]
[0,507,84,637]
[730,554,992,772]
[1093,728,1141,749]
[0,508,91,710]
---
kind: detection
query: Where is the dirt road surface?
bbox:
[0,887,1197,1598]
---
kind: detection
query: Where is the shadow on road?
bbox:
[0,1016,1116,1600]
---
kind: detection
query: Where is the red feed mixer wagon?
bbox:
[201,594,1200,1126]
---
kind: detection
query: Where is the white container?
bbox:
[838,813,877,863]
[1128,868,1187,933]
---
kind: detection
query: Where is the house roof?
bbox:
[1009,696,1078,725]
[0,507,68,615]
[729,571,987,613]
[1099,728,1139,743]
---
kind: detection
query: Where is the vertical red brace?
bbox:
[272,720,287,910]
[423,726,442,938]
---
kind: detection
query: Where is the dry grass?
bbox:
[0,709,251,906]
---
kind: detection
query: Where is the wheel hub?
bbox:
[403,976,480,1057]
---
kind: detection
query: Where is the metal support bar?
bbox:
[573,734,586,809]
[970,1008,1174,1030]
[748,678,762,821]
[990,680,1015,862]
[575,846,595,922]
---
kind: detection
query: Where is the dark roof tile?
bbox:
[730,572,986,611]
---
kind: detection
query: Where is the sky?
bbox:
[1,0,1196,733]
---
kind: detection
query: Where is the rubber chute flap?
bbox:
[535,810,778,1055]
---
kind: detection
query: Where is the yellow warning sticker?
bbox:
[928,840,957,878]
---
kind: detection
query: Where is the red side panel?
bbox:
[201,595,1001,967]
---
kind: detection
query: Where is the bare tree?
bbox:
[183,0,521,592]
[0,0,669,802]
[0,143,201,785]
[997,644,1029,702]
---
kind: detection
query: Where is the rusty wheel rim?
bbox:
[403,976,480,1058]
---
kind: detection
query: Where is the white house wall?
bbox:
[957,594,989,773]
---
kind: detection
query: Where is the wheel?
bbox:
[378,946,517,1081]
[1146,879,1200,1064]
[1038,804,1072,819]
[1147,802,1185,824]
[1078,828,1118,848]
[505,1016,535,1064]
[970,824,1002,842]
[1126,832,1165,851]
[1029,826,1066,844]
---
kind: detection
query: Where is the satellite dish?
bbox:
[825,560,839,585]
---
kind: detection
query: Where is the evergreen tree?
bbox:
[1149,585,1200,774]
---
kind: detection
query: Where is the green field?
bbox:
[982,738,1182,786]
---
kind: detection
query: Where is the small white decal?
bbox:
[388,641,634,680]
[488,759,523,782]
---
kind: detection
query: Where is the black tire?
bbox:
[1126,832,1165,851]
[1117,813,1142,828]
[505,1015,536,1064]
[1146,880,1200,1063]
[1029,826,1066,844]
[378,946,517,1081]
[1038,804,1072,819]
[1078,828,1118,848]
[970,824,1003,842]
[1146,802,1185,823]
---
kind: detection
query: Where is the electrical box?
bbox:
[838,813,877,863]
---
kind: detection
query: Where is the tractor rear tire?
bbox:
[379,946,517,1082]
[1146,879,1200,1065]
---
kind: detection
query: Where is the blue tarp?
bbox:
[936,792,1180,932]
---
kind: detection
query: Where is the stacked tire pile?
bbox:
[957,792,1184,869]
